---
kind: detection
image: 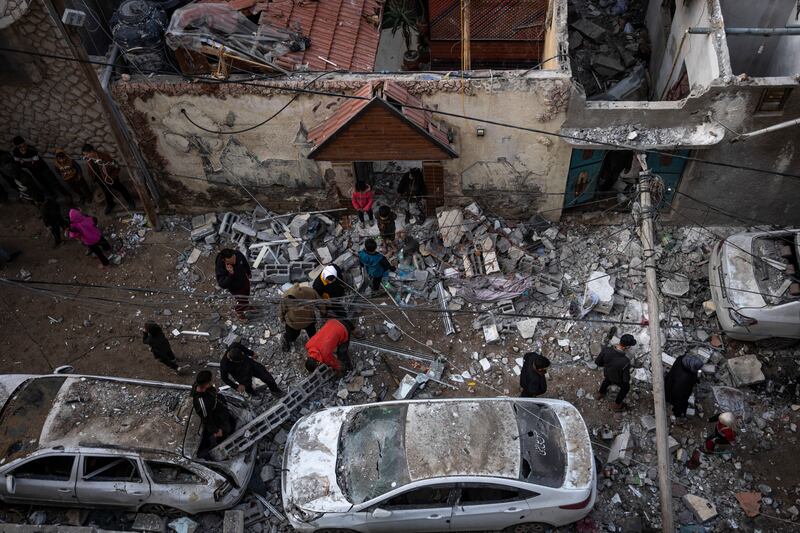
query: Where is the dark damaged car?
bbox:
[282,398,596,532]
[0,374,256,514]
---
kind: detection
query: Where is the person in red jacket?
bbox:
[304,319,352,374]
[350,181,374,228]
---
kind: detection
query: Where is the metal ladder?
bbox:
[210,365,335,461]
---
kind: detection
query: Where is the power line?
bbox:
[3,45,800,183]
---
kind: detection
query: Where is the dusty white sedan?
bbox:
[709,228,800,342]
[281,398,596,533]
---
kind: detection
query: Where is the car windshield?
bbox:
[337,405,410,504]
[752,234,799,305]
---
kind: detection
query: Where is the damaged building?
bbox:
[0,0,799,224]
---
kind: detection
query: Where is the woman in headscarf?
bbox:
[520,352,550,398]
[665,354,704,417]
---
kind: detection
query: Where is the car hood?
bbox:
[721,234,765,309]
[283,407,353,514]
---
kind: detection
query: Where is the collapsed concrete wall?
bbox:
[0,0,115,157]
[113,73,573,219]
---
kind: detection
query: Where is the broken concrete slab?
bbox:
[640,414,656,432]
[479,357,492,372]
[483,323,500,344]
[516,318,540,339]
[437,209,465,248]
[393,373,423,400]
[662,274,690,297]
[133,513,166,532]
[585,270,614,314]
[571,18,607,41]
[683,494,718,522]
[186,248,202,265]
[727,354,765,386]
[222,510,245,533]
[190,223,215,242]
[607,427,632,465]
[288,215,309,238]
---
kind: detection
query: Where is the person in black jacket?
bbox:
[220,342,283,397]
[142,322,187,372]
[520,352,550,398]
[215,248,252,319]
[39,198,68,247]
[397,167,427,224]
[12,136,69,199]
[312,264,348,318]
[665,354,703,418]
[191,370,236,446]
[594,333,636,411]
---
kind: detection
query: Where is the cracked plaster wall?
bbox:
[115,74,573,218]
[0,0,115,158]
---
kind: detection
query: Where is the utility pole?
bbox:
[635,153,674,532]
[42,0,160,230]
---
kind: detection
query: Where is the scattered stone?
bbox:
[187,248,202,265]
[661,274,690,297]
[683,494,718,522]
[607,427,632,465]
[483,323,500,344]
[585,270,615,314]
[757,483,772,495]
[260,465,276,482]
[516,318,540,339]
[479,358,492,372]
[727,354,765,386]
[168,517,198,533]
[133,513,166,532]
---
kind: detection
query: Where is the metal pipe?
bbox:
[735,117,800,140]
[100,44,119,90]
[689,27,800,35]
[436,281,456,336]
[351,340,435,364]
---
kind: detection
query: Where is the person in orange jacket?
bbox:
[304,319,352,374]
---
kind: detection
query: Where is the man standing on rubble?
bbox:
[280,283,319,352]
[82,143,136,214]
[313,264,348,318]
[12,136,69,199]
[216,248,253,320]
[665,354,703,418]
[594,333,636,411]
[520,352,550,398]
[304,318,353,375]
[192,370,236,449]
[220,342,283,398]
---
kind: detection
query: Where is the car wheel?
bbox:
[139,504,185,519]
[503,523,550,533]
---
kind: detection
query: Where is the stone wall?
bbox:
[0,0,114,158]
[112,72,573,219]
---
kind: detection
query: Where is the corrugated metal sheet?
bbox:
[307,81,456,157]
[428,0,547,41]
[254,0,382,71]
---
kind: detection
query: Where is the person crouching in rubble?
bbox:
[192,371,236,449]
[313,264,348,318]
[215,248,252,320]
[665,354,704,419]
[520,352,550,398]
[221,342,284,398]
[304,319,353,375]
[359,238,395,294]
[703,412,737,453]
[594,333,636,411]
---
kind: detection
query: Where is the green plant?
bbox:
[383,0,418,51]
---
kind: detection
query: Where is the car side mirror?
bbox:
[6,475,15,495]
[372,507,392,519]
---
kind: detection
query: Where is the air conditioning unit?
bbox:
[62,8,86,27]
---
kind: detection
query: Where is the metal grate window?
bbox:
[755,88,792,114]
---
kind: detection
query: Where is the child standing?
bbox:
[66,208,112,267]
[350,181,374,227]
[358,238,395,293]
[376,205,397,254]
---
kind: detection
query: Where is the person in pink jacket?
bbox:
[67,209,112,267]
[350,181,374,227]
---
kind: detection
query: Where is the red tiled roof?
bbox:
[306,81,457,156]
[254,0,382,71]
[428,0,547,41]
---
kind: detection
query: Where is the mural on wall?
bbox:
[159,102,321,189]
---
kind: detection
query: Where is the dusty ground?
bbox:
[1,201,800,532]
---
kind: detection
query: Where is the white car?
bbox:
[281,398,596,532]
[0,373,256,514]
[709,229,800,341]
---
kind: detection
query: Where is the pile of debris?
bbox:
[568,0,651,100]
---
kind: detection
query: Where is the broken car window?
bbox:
[338,405,411,504]
[83,456,142,483]
[513,402,566,488]
[383,485,455,509]
[146,461,203,484]
[13,455,75,480]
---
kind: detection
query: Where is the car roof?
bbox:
[0,375,193,462]
[405,401,521,481]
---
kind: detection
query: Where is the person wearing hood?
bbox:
[594,333,636,411]
[191,370,236,449]
[12,136,68,198]
[312,264,348,318]
[220,342,283,397]
[304,319,352,374]
[54,149,91,204]
[665,354,703,418]
[703,412,737,453]
[66,208,111,267]
[520,352,550,398]
[215,248,252,320]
